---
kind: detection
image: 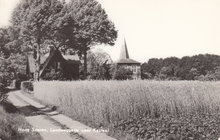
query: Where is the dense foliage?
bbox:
[42,68,67,81]
[87,49,113,80]
[113,67,133,80]
[0,34,26,99]
[65,0,117,79]
[0,28,11,58]
[11,0,117,80]
[0,54,26,89]
[141,54,220,80]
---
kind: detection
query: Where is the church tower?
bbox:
[116,39,141,79]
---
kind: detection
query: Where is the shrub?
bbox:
[87,49,113,80]
[113,67,133,80]
[20,81,33,94]
[42,68,67,81]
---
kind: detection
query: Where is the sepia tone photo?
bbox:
[0,0,220,140]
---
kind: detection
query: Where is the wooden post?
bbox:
[83,49,87,80]
[35,41,41,81]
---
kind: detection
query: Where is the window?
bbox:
[57,62,61,69]
[137,67,140,72]
[126,65,132,71]
[55,62,61,70]
[132,65,136,73]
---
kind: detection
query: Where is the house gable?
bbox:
[40,49,65,77]
[26,49,80,80]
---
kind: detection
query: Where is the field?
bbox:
[34,80,220,139]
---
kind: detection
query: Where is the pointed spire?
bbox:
[120,39,129,59]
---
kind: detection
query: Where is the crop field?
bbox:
[34,80,220,139]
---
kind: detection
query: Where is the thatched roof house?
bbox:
[26,49,80,80]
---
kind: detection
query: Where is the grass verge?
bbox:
[0,103,42,140]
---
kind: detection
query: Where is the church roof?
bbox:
[120,39,129,59]
[116,39,140,64]
[116,58,140,64]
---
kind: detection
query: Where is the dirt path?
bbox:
[7,91,116,140]
[7,91,80,140]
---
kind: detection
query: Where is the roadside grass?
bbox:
[34,80,220,139]
[0,104,42,140]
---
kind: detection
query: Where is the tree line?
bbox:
[141,54,220,81]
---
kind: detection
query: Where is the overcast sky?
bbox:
[1,0,220,62]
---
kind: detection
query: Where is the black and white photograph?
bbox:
[1,0,220,139]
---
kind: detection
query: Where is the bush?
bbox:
[20,81,33,94]
[42,68,67,81]
[113,67,133,80]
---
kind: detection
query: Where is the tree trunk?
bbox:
[83,49,87,80]
[35,42,41,81]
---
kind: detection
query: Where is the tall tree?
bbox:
[11,0,65,80]
[65,0,117,79]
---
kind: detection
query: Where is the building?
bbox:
[26,48,80,80]
[116,40,141,79]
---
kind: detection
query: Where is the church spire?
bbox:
[120,39,129,59]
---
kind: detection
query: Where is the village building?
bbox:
[116,40,141,79]
[26,47,80,80]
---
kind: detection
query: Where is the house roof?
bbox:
[44,53,80,61]
[39,49,65,76]
[27,49,80,75]
[116,39,140,64]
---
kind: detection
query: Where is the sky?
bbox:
[0,0,220,62]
